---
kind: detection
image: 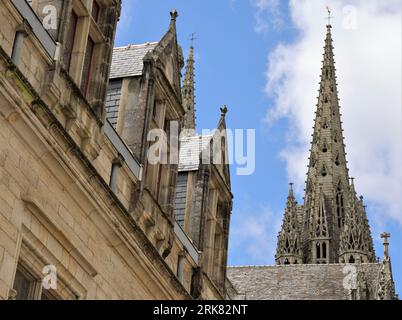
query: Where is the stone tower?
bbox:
[182,45,196,134]
[276,23,376,265]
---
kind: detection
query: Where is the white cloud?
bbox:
[252,0,284,33]
[230,205,282,264]
[265,0,402,225]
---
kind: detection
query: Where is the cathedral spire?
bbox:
[182,45,196,133]
[276,22,376,265]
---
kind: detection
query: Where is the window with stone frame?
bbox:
[12,263,58,300]
[11,240,79,300]
[62,1,108,99]
[315,241,329,264]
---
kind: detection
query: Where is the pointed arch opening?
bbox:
[322,118,329,129]
[336,184,345,228]
[334,132,339,143]
[311,153,317,168]
[335,153,341,166]
[316,242,321,259]
[322,141,328,153]
[321,165,327,177]
[349,255,355,264]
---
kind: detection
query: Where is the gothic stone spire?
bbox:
[277,23,376,265]
[182,45,196,133]
[276,184,302,265]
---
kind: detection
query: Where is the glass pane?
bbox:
[13,269,32,300]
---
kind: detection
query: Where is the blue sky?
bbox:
[115,0,402,296]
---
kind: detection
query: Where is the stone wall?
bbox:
[227,264,382,300]
[0,0,199,300]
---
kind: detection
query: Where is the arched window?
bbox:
[316,242,321,259]
[349,255,355,263]
[284,259,290,265]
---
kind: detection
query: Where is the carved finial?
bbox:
[288,183,295,199]
[381,232,391,258]
[220,105,228,117]
[170,9,179,21]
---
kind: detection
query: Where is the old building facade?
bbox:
[228,23,397,301]
[0,0,232,300]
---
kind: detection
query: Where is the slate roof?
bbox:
[109,42,158,79]
[227,263,382,300]
[178,135,213,172]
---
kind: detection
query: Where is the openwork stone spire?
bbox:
[276,23,376,265]
[182,46,196,133]
[276,184,302,265]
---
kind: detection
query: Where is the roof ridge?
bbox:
[227,262,382,269]
[114,42,159,50]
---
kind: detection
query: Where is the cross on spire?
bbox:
[381,232,391,244]
[326,6,333,25]
[189,33,197,47]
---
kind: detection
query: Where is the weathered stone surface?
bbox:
[228,264,382,300]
